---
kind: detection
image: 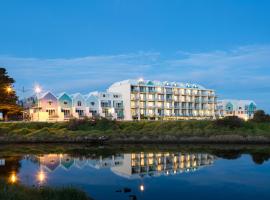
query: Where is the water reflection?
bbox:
[25,152,215,181]
[1,146,270,200]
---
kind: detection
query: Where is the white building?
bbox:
[86,91,124,120]
[217,99,257,120]
[108,79,217,120]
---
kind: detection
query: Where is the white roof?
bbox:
[109,79,207,90]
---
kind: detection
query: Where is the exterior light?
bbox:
[9,172,17,184]
[34,85,42,94]
[6,86,12,93]
[37,170,46,184]
[139,184,144,192]
[138,78,144,82]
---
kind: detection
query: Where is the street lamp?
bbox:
[6,86,12,94]
[34,85,42,121]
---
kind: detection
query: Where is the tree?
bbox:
[252,110,270,123]
[0,67,21,121]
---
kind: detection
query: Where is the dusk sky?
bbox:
[0,0,270,112]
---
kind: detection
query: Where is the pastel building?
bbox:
[71,93,88,118]
[108,79,217,120]
[57,92,73,120]
[217,99,257,120]
[29,92,60,122]
[86,91,124,120]
[26,92,91,122]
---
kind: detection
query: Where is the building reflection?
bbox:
[111,153,215,178]
[32,152,215,179]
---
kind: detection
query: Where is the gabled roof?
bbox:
[38,91,57,100]
[218,99,256,107]
[57,92,72,100]
[70,93,85,100]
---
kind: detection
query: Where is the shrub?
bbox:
[215,116,244,129]
[252,110,270,123]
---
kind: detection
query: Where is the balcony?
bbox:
[147,105,156,109]
[131,89,139,93]
[131,104,139,108]
[131,96,140,100]
[157,98,165,101]
[148,90,157,93]
[201,92,208,96]
[165,90,173,94]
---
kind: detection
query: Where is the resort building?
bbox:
[86,91,124,120]
[111,152,215,179]
[217,99,257,120]
[108,79,217,120]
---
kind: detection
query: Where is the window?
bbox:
[48,101,52,105]
[103,94,106,97]
[77,101,82,106]
[91,102,95,106]
[63,101,68,105]
[113,95,119,98]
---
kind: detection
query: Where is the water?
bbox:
[1,144,270,200]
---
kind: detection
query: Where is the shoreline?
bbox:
[1,135,270,144]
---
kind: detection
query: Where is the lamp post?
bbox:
[35,85,42,121]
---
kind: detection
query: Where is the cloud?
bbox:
[1,44,270,112]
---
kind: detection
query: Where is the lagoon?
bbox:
[1,144,270,200]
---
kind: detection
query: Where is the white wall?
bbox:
[108,83,131,120]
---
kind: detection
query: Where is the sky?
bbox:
[0,0,270,112]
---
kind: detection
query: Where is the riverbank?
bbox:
[0,180,92,200]
[0,118,269,144]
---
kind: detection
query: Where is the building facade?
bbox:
[217,99,257,120]
[86,91,124,120]
[108,79,217,120]
[24,91,124,122]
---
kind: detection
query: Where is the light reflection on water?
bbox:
[1,145,270,200]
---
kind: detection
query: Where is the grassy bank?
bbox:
[0,118,270,143]
[0,180,91,200]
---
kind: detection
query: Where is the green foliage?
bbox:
[0,180,91,200]
[0,118,270,142]
[252,110,270,123]
[67,117,119,131]
[214,116,245,129]
[0,67,21,119]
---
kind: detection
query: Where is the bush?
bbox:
[67,117,119,131]
[0,180,91,200]
[252,110,270,123]
[215,116,244,129]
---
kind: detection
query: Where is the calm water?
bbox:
[0,144,270,200]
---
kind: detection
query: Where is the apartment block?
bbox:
[108,79,217,120]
